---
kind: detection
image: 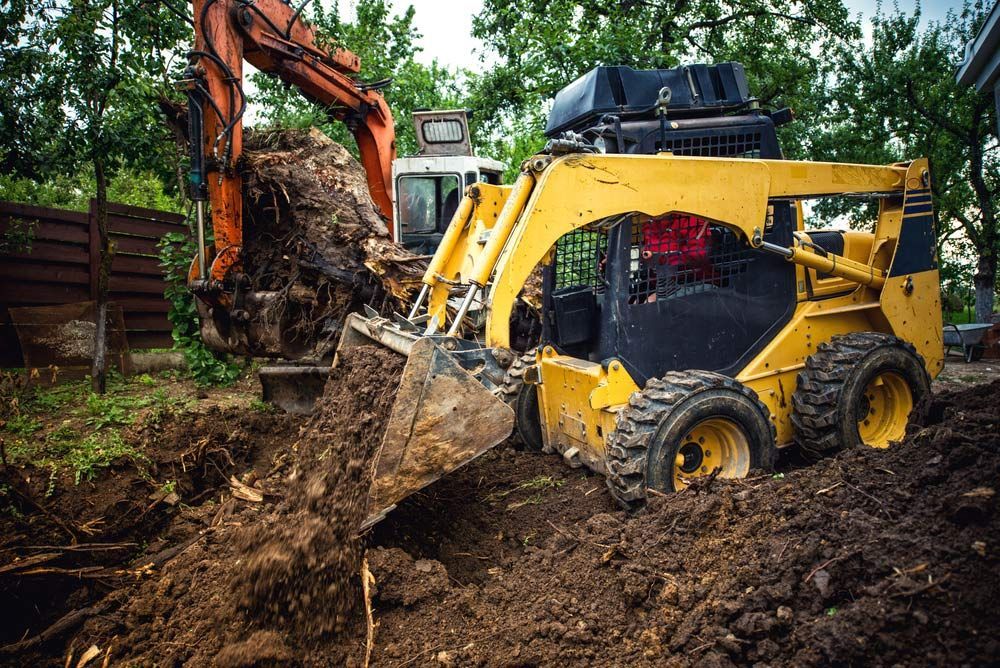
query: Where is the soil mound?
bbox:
[360,379,1000,667]
[5,377,998,667]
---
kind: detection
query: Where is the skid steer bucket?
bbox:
[336,314,515,529]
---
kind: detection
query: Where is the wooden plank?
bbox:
[123,312,172,331]
[108,295,171,313]
[0,201,88,225]
[127,330,174,349]
[107,201,185,224]
[111,254,163,276]
[108,214,187,239]
[108,274,168,294]
[112,235,160,256]
[25,220,89,244]
[2,240,89,265]
[0,282,90,305]
[0,261,89,286]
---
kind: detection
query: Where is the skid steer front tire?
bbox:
[606,371,777,508]
[791,332,930,459]
[499,351,544,451]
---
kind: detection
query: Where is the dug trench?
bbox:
[1,358,997,666]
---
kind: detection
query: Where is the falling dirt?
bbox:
[231,345,405,639]
[2,377,998,667]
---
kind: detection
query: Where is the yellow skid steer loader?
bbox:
[341,64,942,526]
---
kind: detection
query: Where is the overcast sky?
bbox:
[245,0,969,122]
[387,0,967,71]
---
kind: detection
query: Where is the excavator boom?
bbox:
[186,0,395,303]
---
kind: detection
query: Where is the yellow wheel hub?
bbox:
[673,417,751,490]
[857,372,912,448]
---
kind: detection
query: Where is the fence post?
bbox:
[88,197,100,301]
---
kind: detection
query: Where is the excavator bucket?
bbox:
[336,314,514,529]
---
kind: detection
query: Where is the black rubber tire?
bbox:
[966,345,984,363]
[606,370,777,508]
[499,350,544,451]
[790,332,930,460]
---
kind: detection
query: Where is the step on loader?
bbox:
[333,63,944,526]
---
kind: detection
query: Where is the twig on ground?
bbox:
[361,557,376,668]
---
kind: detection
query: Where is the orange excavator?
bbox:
[184,0,396,313]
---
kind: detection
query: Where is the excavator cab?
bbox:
[393,110,505,255]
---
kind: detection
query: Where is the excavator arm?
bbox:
[185,0,396,307]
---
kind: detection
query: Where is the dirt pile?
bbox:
[0,406,302,664]
[51,346,406,667]
[4,376,998,667]
[359,379,1000,667]
[239,129,426,359]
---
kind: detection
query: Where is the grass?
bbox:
[1,373,194,486]
[5,426,148,485]
[487,475,566,510]
[944,310,975,325]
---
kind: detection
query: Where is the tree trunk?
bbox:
[973,251,996,324]
[91,157,115,394]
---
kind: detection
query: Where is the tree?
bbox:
[468,0,859,168]
[251,0,465,157]
[811,2,998,322]
[0,2,71,179]
[0,0,187,392]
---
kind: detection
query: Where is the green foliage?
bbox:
[249,398,280,414]
[25,380,89,414]
[158,230,244,387]
[811,2,998,320]
[4,414,42,437]
[59,430,146,485]
[469,0,857,164]
[0,215,34,254]
[1,2,189,191]
[251,0,465,157]
[0,169,181,213]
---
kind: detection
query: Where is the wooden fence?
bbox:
[0,199,187,366]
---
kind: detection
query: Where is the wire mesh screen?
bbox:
[661,131,762,158]
[627,214,755,303]
[553,228,608,292]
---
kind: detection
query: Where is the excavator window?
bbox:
[397,174,461,252]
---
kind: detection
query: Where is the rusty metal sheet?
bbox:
[8,301,131,376]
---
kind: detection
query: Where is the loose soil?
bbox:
[1,373,997,667]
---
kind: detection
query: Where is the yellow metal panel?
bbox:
[536,349,639,468]
[425,183,512,326]
[737,292,881,444]
[879,271,944,379]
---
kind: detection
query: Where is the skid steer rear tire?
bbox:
[499,351,544,451]
[791,332,930,460]
[606,370,777,508]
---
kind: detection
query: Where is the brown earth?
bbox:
[1,374,997,667]
[238,129,426,359]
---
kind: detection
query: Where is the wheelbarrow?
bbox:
[943,322,994,363]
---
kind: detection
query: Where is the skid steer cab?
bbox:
[392,110,505,255]
[337,62,943,528]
